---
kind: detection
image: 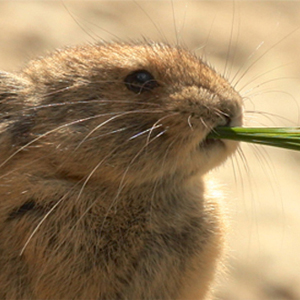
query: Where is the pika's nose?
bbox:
[217,114,231,127]
[224,115,232,127]
[223,107,243,127]
[218,106,243,127]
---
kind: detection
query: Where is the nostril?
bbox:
[224,115,232,127]
[221,114,231,127]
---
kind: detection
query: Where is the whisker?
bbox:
[74,109,164,150]
[223,0,236,80]
[132,0,168,43]
[244,89,300,125]
[99,129,167,235]
[230,40,265,86]
[38,144,124,256]
[236,146,255,203]
[87,126,134,141]
[245,110,299,126]
[233,26,300,89]
[200,117,211,131]
[149,138,178,233]
[1,109,164,170]
[55,126,168,251]
[10,109,168,256]
[61,1,121,41]
[242,76,298,97]
[17,99,162,114]
[230,148,246,203]
[0,112,130,169]
[146,112,179,145]
[187,115,193,131]
[171,0,179,45]
[238,61,296,93]
[19,191,71,256]
[195,14,216,59]
[129,125,163,141]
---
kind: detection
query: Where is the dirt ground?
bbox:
[1,1,300,299]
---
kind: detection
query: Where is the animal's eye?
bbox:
[124,70,159,94]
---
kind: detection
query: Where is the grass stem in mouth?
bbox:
[207,127,300,151]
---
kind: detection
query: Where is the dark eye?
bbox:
[124,70,159,94]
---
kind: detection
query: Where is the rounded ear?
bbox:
[0,71,28,112]
[0,72,33,148]
[0,71,27,97]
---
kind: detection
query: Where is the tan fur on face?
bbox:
[0,41,242,299]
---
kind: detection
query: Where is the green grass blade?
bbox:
[207,127,300,151]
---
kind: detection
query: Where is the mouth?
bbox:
[199,126,242,158]
[200,112,243,150]
[199,136,225,149]
[199,124,226,149]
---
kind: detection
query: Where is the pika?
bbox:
[0,42,242,299]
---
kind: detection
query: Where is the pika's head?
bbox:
[0,42,243,184]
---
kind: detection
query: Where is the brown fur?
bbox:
[0,41,242,299]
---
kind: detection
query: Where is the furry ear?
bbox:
[0,71,27,98]
[0,71,28,113]
[0,72,34,148]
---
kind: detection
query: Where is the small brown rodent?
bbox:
[0,41,242,299]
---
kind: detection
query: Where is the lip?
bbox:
[199,112,243,150]
[199,136,225,149]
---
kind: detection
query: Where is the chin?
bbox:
[196,139,239,175]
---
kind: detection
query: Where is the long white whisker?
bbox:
[132,0,168,42]
[187,115,193,131]
[230,40,265,86]
[233,26,300,89]
[58,128,166,249]
[146,112,179,145]
[75,109,163,150]
[129,125,163,141]
[238,61,296,93]
[242,76,298,97]
[245,110,298,126]
[149,138,178,234]
[19,194,69,256]
[46,145,123,255]
[99,129,167,235]
[1,110,159,169]
[88,126,133,141]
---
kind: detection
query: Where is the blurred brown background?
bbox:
[1,1,300,299]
